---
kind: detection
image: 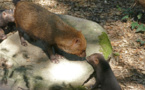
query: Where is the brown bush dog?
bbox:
[0,9,15,40]
[13,0,87,63]
[84,53,121,90]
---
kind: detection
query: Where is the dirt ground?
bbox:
[0,0,145,90]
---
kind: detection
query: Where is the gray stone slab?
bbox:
[0,15,112,90]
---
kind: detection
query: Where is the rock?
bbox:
[59,15,112,59]
[0,15,112,90]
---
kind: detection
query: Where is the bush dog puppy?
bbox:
[84,53,121,90]
[0,9,14,40]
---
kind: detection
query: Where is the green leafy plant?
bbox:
[137,13,143,20]
[116,5,122,11]
[136,39,145,45]
[136,24,145,32]
[131,22,139,29]
[132,12,145,32]
[121,7,143,21]
[122,15,129,20]
[122,8,145,32]
[121,8,134,20]
[113,52,120,56]
[122,7,145,44]
[131,22,145,32]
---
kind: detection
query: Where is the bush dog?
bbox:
[0,9,14,40]
[13,0,87,63]
[84,53,121,90]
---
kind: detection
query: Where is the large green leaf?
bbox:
[131,22,139,29]
[121,15,129,20]
[136,24,144,32]
[137,13,142,20]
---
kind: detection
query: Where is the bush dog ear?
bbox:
[94,59,99,65]
[2,12,7,18]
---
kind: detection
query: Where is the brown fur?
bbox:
[14,1,87,62]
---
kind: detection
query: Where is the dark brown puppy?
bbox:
[0,9,14,40]
[85,53,121,90]
[0,9,14,27]
[13,0,87,63]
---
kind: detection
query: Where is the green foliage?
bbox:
[99,32,113,60]
[113,52,120,56]
[131,22,145,32]
[122,15,129,20]
[121,8,134,20]
[137,13,143,20]
[121,7,145,33]
[122,8,143,20]
[116,5,122,11]
[136,24,145,32]
[131,22,139,29]
[122,8,133,15]
[122,7,145,45]
[136,39,145,45]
